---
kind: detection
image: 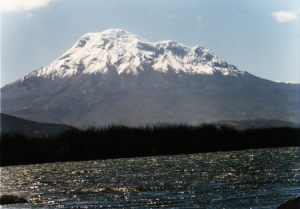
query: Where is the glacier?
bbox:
[22,29,245,81]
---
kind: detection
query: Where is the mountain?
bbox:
[1,29,299,127]
[0,113,75,137]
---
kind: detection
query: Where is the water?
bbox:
[0,147,299,208]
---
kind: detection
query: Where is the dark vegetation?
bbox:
[0,124,299,166]
[0,194,28,205]
[277,197,300,209]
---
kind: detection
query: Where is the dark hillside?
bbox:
[0,113,76,137]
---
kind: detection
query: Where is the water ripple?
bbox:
[1,147,299,208]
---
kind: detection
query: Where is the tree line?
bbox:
[1,124,299,166]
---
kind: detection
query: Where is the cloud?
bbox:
[271,9,300,23]
[275,80,299,84]
[0,0,53,12]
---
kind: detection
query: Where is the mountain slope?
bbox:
[1,29,299,126]
[0,113,75,137]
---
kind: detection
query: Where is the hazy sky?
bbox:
[1,0,299,86]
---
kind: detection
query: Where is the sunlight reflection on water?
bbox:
[1,147,299,208]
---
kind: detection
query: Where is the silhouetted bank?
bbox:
[277,197,300,209]
[0,194,28,205]
[1,124,299,166]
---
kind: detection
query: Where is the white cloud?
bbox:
[275,80,299,84]
[0,0,53,12]
[271,9,300,23]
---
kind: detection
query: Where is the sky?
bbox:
[1,0,299,86]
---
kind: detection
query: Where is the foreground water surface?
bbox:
[1,147,299,208]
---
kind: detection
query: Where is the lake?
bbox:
[0,147,299,208]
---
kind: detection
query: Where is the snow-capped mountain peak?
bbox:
[3,29,299,127]
[25,29,245,79]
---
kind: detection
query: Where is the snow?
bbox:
[26,29,246,79]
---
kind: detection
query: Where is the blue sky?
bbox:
[1,0,299,86]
